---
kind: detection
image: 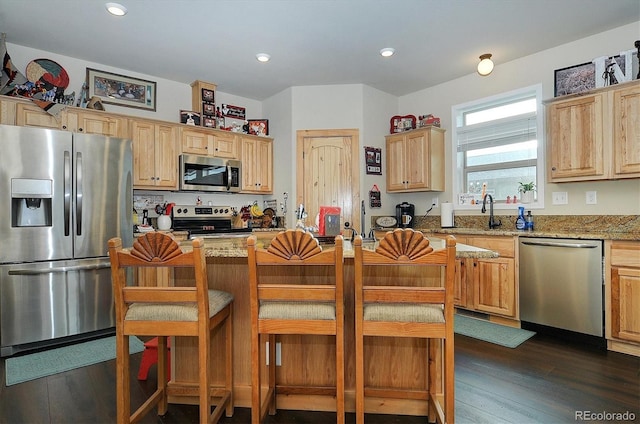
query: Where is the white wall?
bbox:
[6,43,263,123]
[399,21,640,216]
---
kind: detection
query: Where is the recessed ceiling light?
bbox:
[380,48,395,57]
[105,2,127,16]
[256,53,271,63]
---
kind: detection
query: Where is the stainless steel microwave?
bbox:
[179,154,242,193]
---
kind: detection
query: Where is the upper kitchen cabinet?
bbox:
[240,134,273,193]
[181,126,238,159]
[63,109,127,138]
[612,82,640,178]
[385,126,445,192]
[130,119,179,190]
[547,80,640,182]
[6,96,126,137]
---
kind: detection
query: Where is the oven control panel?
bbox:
[172,205,233,218]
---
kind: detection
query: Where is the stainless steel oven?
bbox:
[179,154,241,193]
[171,205,251,238]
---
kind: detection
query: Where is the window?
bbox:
[452,84,544,210]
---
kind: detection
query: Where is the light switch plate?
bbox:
[552,192,568,205]
[586,191,597,204]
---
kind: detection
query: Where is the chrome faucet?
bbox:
[481,194,502,229]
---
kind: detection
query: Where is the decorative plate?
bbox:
[375,216,397,228]
[26,58,70,90]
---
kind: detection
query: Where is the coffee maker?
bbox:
[395,202,415,228]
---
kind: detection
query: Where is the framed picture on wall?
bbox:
[86,68,156,111]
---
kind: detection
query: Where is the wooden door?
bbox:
[296,129,360,233]
[611,267,640,343]
[474,257,516,317]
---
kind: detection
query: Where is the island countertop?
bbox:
[184,235,499,259]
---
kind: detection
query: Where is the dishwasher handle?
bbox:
[521,240,599,249]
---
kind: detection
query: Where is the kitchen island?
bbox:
[168,235,497,415]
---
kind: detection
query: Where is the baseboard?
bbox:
[520,322,606,351]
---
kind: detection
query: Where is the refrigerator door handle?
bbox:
[64,150,71,236]
[8,261,111,275]
[76,151,83,236]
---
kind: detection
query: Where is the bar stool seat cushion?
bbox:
[364,303,444,323]
[259,301,335,320]
[126,290,234,322]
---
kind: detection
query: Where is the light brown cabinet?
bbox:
[12,100,126,137]
[130,119,179,189]
[385,126,445,192]
[181,126,238,159]
[454,235,518,320]
[606,240,640,357]
[240,134,273,193]
[547,80,640,182]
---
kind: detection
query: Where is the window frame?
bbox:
[451,84,545,211]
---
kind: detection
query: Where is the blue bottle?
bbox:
[515,206,526,231]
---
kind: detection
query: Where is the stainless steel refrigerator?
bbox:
[0,124,133,356]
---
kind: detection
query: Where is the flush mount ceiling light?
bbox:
[105,2,127,16]
[256,53,271,63]
[477,53,494,76]
[380,48,395,57]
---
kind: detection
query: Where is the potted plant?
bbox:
[518,181,535,203]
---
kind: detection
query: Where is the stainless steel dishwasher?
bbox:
[519,237,603,337]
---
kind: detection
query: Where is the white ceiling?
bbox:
[1,0,638,100]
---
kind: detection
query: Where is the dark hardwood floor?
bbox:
[0,333,638,424]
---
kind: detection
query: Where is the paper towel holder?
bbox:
[441,202,455,228]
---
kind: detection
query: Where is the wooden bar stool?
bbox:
[353,229,456,424]
[247,230,345,424]
[108,233,234,424]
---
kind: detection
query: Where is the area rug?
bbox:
[454,314,535,348]
[5,335,144,386]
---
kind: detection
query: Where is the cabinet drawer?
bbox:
[610,242,640,268]
[466,236,515,257]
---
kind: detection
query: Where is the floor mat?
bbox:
[5,335,144,386]
[454,314,535,348]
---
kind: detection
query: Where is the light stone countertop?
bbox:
[189,236,498,259]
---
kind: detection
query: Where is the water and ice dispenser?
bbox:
[11,178,53,227]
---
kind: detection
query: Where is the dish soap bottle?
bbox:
[525,210,534,232]
[515,206,526,231]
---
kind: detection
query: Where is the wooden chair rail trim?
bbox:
[276,385,337,396]
[255,250,339,266]
[117,251,196,267]
[363,287,445,303]
[259,320,337,335]
[258,285,337,301]
[361,249,449,265]
[365,387,429,401]
[122,287,198,303]
[123,321,200,336]
[362,321,447,338]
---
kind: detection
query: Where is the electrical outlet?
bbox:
[552,192,568,205]
[431,196,439,208]
[586,191,597,205]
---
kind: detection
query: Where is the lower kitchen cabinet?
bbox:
[606,240,640,357]
[455,235,518,321]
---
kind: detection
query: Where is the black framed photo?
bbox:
[221,103,246,120]
[247,119,269,136]
[180,110,201,126]
[202,102,215,116]
[201,88,214,103]
[203,117,216,128]
[554,55,626,97]
[365,146,382,175]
